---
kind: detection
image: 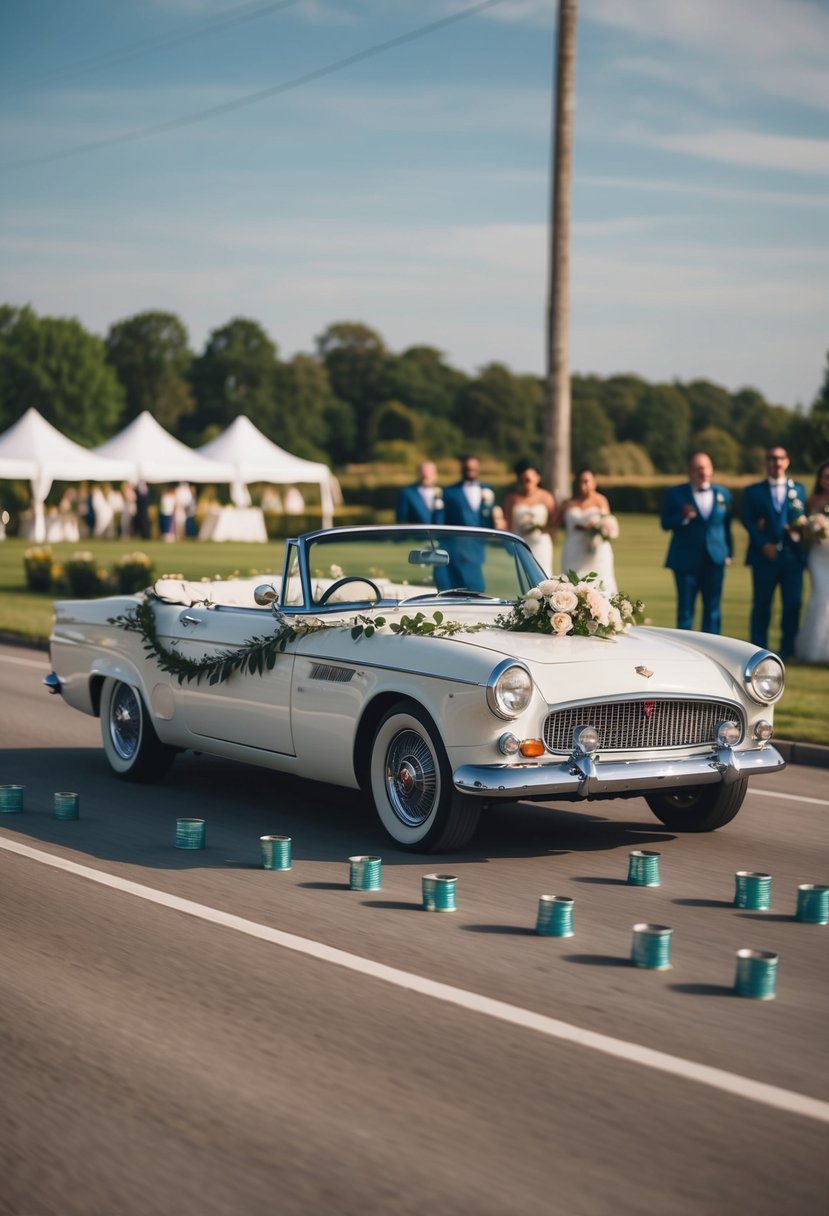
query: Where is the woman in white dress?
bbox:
[795,459,829,663]
[555,468,618,593]
[503,460,555,574]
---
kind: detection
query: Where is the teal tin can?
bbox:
[734,871,771,910]
[175,818,206,849]
[0,784,25,813]
[536,895,575,937]
[627,850,661,887]
[630,923,673,970]
[349,855,382,891]
[260,835,292,870]
[734,948,778,999]
[53,791,80,820]
[422,873,457,912]
[795,884,829,925]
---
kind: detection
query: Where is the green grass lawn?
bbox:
[1,518,826,743]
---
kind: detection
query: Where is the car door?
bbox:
[154,602,296,755]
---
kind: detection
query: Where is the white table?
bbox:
[198,507,269,543]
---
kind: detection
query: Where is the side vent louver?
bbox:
[309,663,355,684]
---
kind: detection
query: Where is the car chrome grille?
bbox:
[543,699,743,753]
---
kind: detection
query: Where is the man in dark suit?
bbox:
[395,460,444,524]
[441,455,502,591]
[741,445,808,658]
[661,452,732,633]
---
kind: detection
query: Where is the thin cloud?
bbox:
[641,127,829,177]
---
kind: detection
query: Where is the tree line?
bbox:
[1,304,827,474]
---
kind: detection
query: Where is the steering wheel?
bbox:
[317,576,383,606]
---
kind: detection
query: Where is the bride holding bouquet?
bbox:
[556,468,618,593]
[503,460,556,574]
[795,459,829,663]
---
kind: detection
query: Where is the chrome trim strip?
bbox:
[453,744,786,798]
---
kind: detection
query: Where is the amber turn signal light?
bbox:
[519,739,545,758]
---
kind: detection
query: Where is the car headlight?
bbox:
[744,652,785,703]
[486,661,534,719]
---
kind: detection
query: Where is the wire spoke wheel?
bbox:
[384,728,439,828]
[100,678,176,783]
[369,700,480,852]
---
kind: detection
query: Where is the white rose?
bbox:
[522,596,542,617]
[550,612,572,635]
[608,606,623,631]
[482,488,495,506]
[538,579,558,597]
[550,586,579,613]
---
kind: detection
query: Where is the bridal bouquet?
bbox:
[513,505,544,536]
[805,507,829,545]
[586,513,620,545]
[496,573,643,640]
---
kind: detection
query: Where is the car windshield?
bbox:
[302,527,545,606]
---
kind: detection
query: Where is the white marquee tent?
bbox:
[198,415,339,527]
[93,410,235,485]
[0,407,133,542]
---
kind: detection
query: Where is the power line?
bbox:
[0,1,304,100]
[1,0,509,173]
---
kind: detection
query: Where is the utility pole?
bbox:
[543,0,577,505]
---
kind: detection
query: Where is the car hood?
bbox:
[466,626,738,703]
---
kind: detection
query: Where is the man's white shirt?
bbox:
[462,482,482,512]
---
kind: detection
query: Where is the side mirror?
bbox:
[254,584,278,606]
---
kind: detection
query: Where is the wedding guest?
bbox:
[741,445,808,658]
[174,481,193,541]
[396,460,445,524]
[135,481,152,540]
[795,458,829,663]
[104,483,124,539]
[159,485,177,542]
[503,459,555,574]
[442,455,504,591]
[91,484,113,538]
[556,468,617,592]
[80,482,95,538]
[120,482,137,539]
[661,452,732,632]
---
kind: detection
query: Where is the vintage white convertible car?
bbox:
[46,525,786,852]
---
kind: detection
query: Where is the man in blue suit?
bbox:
[661,452,733,633]
[741,445,808,658]
[395,460,444,524]
[441,455,503,591]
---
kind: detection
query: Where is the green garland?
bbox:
[108,597,482,686]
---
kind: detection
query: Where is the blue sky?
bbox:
[1,0,827,409]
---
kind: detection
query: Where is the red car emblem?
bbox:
[642,700,656,721]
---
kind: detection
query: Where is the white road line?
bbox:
[0,653,48,670]
[750,789,829,808]
[2,836,828,1126]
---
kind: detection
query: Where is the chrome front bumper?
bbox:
[453,744,786,799]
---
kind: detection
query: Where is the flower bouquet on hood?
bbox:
[496,572,643,639]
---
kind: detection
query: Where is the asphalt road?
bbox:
[1,643,827,1216]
